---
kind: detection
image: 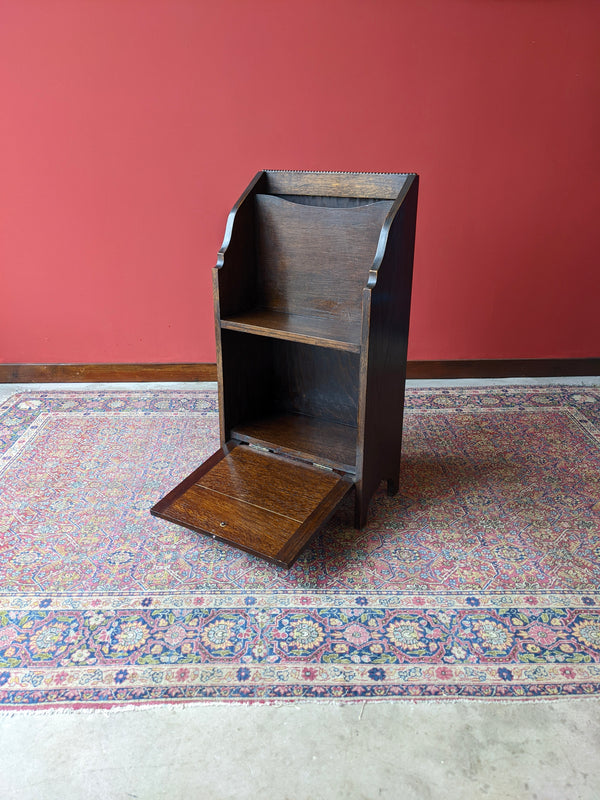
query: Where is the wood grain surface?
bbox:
[151,443,352,567]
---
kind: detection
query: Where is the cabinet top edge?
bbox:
[263,169,418,176]
[259,171,416,200]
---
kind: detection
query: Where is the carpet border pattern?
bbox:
[0,386,599,707]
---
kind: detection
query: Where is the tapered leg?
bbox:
[386,477,399,496]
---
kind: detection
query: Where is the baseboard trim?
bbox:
[406,359,600,379]
[0,359,598,384]
[0,363,218,383]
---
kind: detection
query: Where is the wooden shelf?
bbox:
[232,412,358,473]
[220,309,361,352]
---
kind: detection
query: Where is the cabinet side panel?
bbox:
[357,177,419,524]
[216,190,260,318]
[220,331,281,438]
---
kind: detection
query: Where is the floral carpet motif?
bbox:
[1,386,599,707]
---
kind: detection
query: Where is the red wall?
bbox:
[1,0,599,363]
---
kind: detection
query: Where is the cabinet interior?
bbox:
[222,331,360,472]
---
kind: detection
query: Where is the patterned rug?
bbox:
[1,386,599,708]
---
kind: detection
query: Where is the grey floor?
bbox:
[1,379,599,800]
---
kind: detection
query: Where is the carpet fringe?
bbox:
[2,694,600,717]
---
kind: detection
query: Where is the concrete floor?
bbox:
[1,379,599,800]
[1,699,600,800]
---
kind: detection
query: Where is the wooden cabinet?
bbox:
[152,170,418,568]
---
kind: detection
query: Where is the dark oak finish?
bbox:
[355,176,419,526]
[275,476,353,567]
[255,195,392,323]
[165,483,302,559]
[219,334,360,434]
[264,170,409,200]
[151,443,352,568]
[221,308,361,351]
[197,444,342,517]
[232,413,357,473]
[153,170,418,566]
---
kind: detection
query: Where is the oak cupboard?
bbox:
[152,171,418,567]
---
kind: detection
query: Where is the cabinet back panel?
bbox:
[222,332,359,429]
[272,340,359,427]
[255,194,393,322]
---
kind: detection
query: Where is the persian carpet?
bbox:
[1,386,599,708]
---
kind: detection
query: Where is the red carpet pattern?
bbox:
[0,386,599,707]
